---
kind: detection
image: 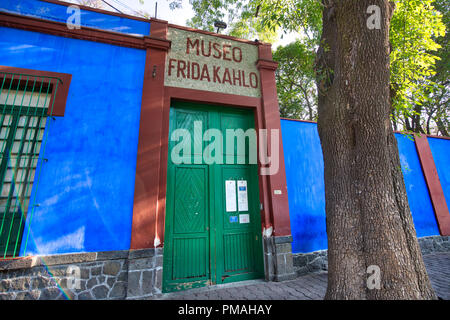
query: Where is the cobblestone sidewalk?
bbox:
[155,252,450,300]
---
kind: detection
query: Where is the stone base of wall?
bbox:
[2,235,446,299]
[0,248,163,300]
[263,235,296,282]
[292,235,450,276]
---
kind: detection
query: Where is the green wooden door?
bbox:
[163,101,263,293]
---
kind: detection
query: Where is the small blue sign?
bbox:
[229,216,238,223]
[239,186,246,191]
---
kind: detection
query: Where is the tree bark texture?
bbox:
[315,0,437,299]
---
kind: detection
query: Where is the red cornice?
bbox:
[256,59,278,71]
[144,37,171,51]
[0,12,170,50]
[280,117,317,124]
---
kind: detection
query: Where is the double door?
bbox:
[162,101,264,292]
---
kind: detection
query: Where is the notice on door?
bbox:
[237,180,248,212]
[239,214,250,224]
[225,180,237,212]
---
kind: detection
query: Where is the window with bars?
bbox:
[0,71,60,258]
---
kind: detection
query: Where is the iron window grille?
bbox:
[0,72,62,258]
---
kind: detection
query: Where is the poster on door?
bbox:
[225,180,237,212]
[237,180,248,212]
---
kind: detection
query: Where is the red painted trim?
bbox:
[0,12,170,50]
[165,87,260,108]
[414,134,450,236]
[426,134,450,141]
[256,44,291,237]
[280,117,317,124]
[257,43,273,60]
[0,65,72,117]
[130,20,169,250]
[256,59,278,71]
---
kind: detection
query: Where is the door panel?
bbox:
[215,166,263,284]
[223,232,254,272]
[164,164,210,291]
[173,166,207,234]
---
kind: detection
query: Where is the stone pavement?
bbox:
[155,252,450,300]
[423,252,450,300]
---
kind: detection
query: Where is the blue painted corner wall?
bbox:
[428,137,450,209]
[0,26,147,255]
[280,120,327,253]
[281,119,442,254]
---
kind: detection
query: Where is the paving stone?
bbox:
[92,285,109,299]
[86,277,98,289]
[9,277,30,291]
[0,279,10,291]
[15,290,40,300]
[103,261,121,276]
[39,287,61,300]
[0,292,14,300]
[107,277,116,288]
[141,270,154,295]
[127,271,142,297]
[109,282,127,298]
[77,291,94,300]
[90,266,102,276]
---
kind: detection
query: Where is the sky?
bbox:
[77,0,298,48]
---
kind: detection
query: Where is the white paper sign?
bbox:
[239,214,250,224]
[225,180,237,212]
[237,180,248,212]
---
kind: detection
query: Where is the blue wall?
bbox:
[428,137,450,209]
[396,134,440,237]
[0,26,146,255]
[1,0,150,36]
[280,120,327,253]
[281,119,442,253]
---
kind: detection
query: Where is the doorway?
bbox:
[162,101,264,293]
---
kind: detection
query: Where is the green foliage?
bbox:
[179,0,447,134]
[252,0,322,40]
[273,40,317,120]
[178,0,277,42]
[419,0,449,135]
[390,0,446,118]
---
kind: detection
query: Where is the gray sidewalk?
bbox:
[155,252,450,300]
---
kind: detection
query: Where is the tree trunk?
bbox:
[435,118,449,137]
[315,0,436,299]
